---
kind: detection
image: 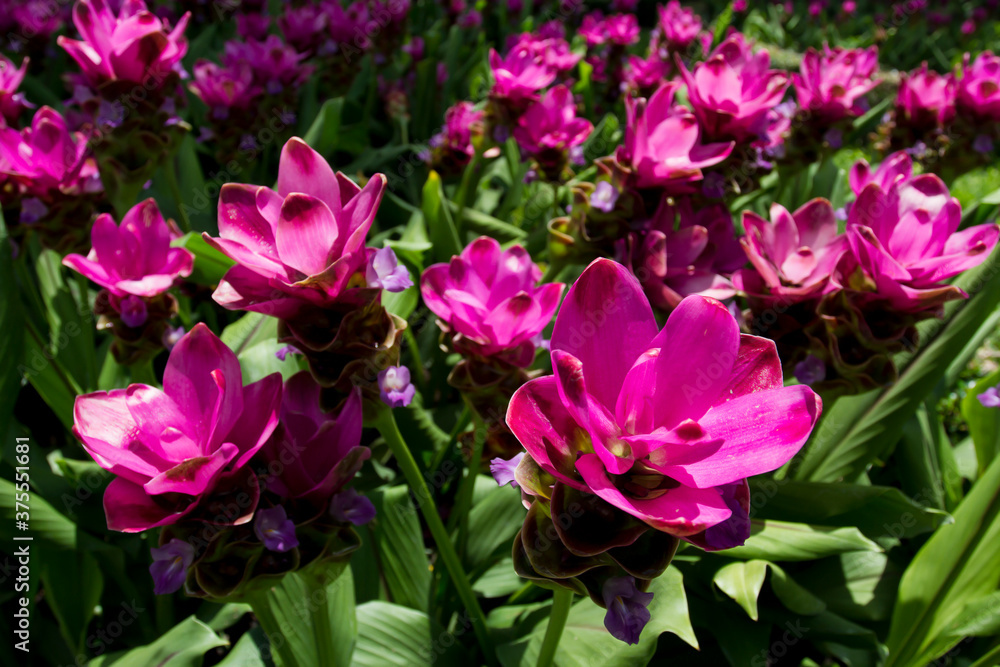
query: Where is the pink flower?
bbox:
[657,1,702,52]
[489,46,556,108]
[957,51,1000,122]
[604,14,640,46]
[258,372,367,505]
[579,12,607,47]
[844,176,1000,312]
[63,198,193,297]
[0,106,100,198]
[848,150,912,196]
[624,54,669,92]
[896,63,956,130]
[631,198,745,310]
[57,0,190,88]
[506,259,821,548]
[420,237,564,366]
[73,324,282,532]
[189,61,261,117]
[617,83,734,191]
[793,46,880,122]
[733,199,847,307]
[513,86,593,159]
[507,33,579,73]
[0,55,30,125]
[279,3,328,52]
[430,101,483,166]
[203,137,387,319]
[222,35,312,96]
[677,34,790,143]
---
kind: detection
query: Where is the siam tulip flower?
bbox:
[513,85,593,177]
[0,55,30,125]
[149,539,194,595]
[624,54,670,94]
[602,577,653,645]
[73,324,282,532]
[843,176,1000,312]
[279,3,328,53]
[979,386,1000,408]
[848,151,912,196]
[258,373,367,505]
[329,488,376,525]
[429,101,483,170]
[458,10,481,28]
[378,366,416,408]
[189,61,261,119]
[604,14,640,46]
[63,198,193,297]
[366,247,412,292]
[793,46,880,122]
[896,63,956,130]
[401,37,424,60]
[579,13,607,47]
[630,198,745,310]
[489,46,557,110]
[57,0,190,89]
[203,137,387,319]
[616,82,734,192]
[677,34,791,143]
[507,33,579,73]
[657,1,702,52]
[420,237,564,367]
[222,35,313,96]
[0,106,101,199]
[956,52,1000,122]
[254,506,299,552]
[537,21,564,40]
[733,199,847,307]
[237,12,271,41]
[506,259,822,548]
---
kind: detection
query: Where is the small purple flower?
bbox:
[366,247,413,292]
[161,325,185,351]
[978,386,1000,408]
[254,506,299,552]
[239,134,259,152]
[602,576,654,645]
[569,144,585,166]
[20,198,48,224]
[701,172,726,199]
[149,539,194,595]
[590,181,620,213]
[823,128,843,149]
[275,344,301,361]
[119,295,148,328]
[378,365,416,408]
[329,488,376,525]
[834,206,848,221]
[905,140,927,157]
[794,355,827,386]
[96,99,125,129]
[490,452,525,488]
[973,134,995,155]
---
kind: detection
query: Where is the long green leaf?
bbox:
[40,550,103,655]
[722,520,882,561]
[89,616,227,667]
[962,368,1000,477]
[369,486,431,612]
[351,601,433,667]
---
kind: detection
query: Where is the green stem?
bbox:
[427,404,471,475]
[446,402,486,543]
[373,407,496,665]
[164,156,191,233]
[536,588,573,667]
[154,594,174,636]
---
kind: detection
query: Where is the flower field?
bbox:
[2,1,1000,666]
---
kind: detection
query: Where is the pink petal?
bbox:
[277,137,341,216]
[143,442,239,497]
[104,477,193,533]
[276,193,339,277]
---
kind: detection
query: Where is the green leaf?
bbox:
[445,201,528,241]
[466,480,526,569]
[216,627,270,667]
[196,603,252,633]
[40,549,103,655]
[351,601,432,667]
[939,590,1000,638]
[369,486,431,612]
[767,562,827,615]
[796,552,902,622]
[0,477,102,552]
[221,312,277,357]
[89,616,227,667]
[962,368,1000,477]
[173,232,234,286]
[422,171,462,263]
[496,566,697,666]
[885,454,1000,666]
[713,560,768,620]
[303,98,345,155]
[722,520,882,561]
[35,249,96,392]
[174,135,213,234]
[791,244,1000,482]
[20,323,76,430]
[750,479,951,539]
[473,558,525,598]
[237,339,298,385]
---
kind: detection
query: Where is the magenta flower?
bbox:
[677,34,790,143]
[657,0,702,52]
[420,237,564,367]
[848,151,913,196]
[237,12,272,41]
[957,52,1000,122]
[203,137,387,319]
[57,0,190,88]
[631,198,745,310]
[624,54,669,93]
[793,46,880,122]
[506,259,821,547]
[378,366,416,408]
[617,83,734,191]
[602,577,653,645]
[0,106,100,198]
[513,86,593,160]
[579,13,607,47]
[149,539,194,595]
[189,61,261,118]
[0,55,30,125]
[430,101,484,167]
[63,198,193,297]
[733,199,847,307]
[845,176,1000,312]
[604,14,640,46]
[508,33,579,73]
[73,324,282,532]
[254,506,299,552]
[489,46,556,108]
[279,3,327,52]
[222,35,313,96]
[259,372,367,505]
[896,63,956,130]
